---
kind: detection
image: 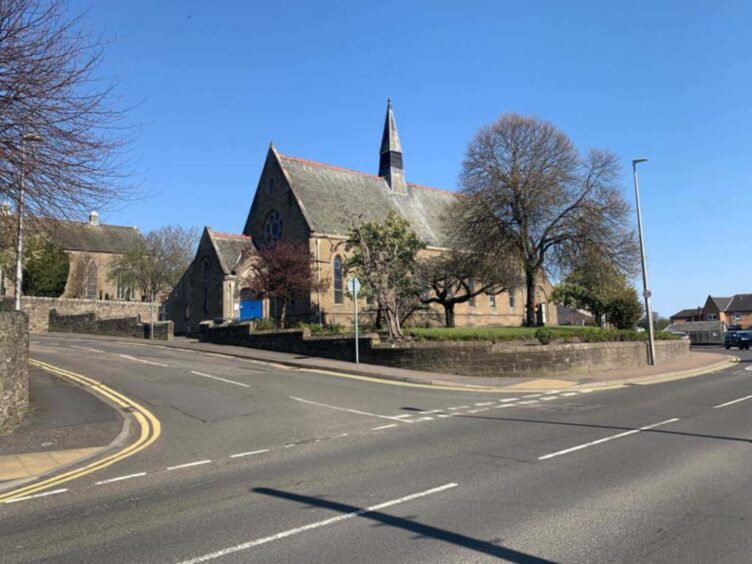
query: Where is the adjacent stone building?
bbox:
[240,101,556,327]
[163,227,255,335]
[1,211,146,302]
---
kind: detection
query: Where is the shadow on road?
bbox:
[252,487,555,563]
[457,415,752,444]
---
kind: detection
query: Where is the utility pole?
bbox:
[632,158,656,365]
[13,133,43,311]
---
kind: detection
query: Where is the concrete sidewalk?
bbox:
[35,333,736,392]
[0,366,127,490]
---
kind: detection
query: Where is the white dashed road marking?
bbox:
[168,460,212,471]
[538,418,680,460]
[177,483,459,563]
[118,354,168,368]
[190,370,250,388]
[372,424,399,430]
[70,345,105,353]
[230,449,271,458]
[95,473,147,485]
[289,396,409,422]
[714,394,752,408]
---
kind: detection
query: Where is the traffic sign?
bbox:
[347,277,361,296]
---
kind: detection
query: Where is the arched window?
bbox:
[333,255,343,304]
[263,210,283,243]
[85,261,97,300]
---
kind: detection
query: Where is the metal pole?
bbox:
[354,293,359,364]
[13,141,26,311]
[632,159,656,365]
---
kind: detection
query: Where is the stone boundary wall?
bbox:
[49,310,173,341]
[0,312,29,430]
[199,322,690,377]
[2,296,158,333]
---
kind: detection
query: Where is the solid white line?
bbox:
[95,472,147,485]
[560,392,578,397]
[5,488,68,504]
[474,402,495,406]
[499,398,519,402]
[523,394,541,398]
[70,345,105,353]
[168,460,212,471]
[540,396,557,401]
[190,370,251,388]
[538,418,680,460]
[230,449,271,458]
[177,483,459,564]
[714,394,752,408]
[412,416,434,422]
[118,354,168,368]
[289,396,410,422]
[372,424,398,430]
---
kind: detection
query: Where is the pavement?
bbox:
[0,365,128,488]
[1,333,750,562]
[30,332,736,391]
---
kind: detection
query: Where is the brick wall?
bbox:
[200,322,689,377]
[2,296,158,333]
[49,309,173,340]
[0,312,28,430]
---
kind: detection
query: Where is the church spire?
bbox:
[379,99,406,193]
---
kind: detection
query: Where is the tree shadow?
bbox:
[252,487,555,563]
[456,414,752,444]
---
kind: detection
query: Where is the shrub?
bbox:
[253,318,277,331]
[535,328,554,345]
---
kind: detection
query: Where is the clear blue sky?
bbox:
[70,0,752,318]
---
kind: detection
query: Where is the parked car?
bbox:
[724,331,752,350]
[668,331,690,341]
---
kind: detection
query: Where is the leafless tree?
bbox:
[453,113,637,325]
[0,0,134,222]
[416,250,522,327]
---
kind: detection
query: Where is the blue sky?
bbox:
[70,0,751,317]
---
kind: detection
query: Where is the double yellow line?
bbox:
[0,359,161,503]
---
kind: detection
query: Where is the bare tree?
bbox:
[453,113,637,325]
[109,225,198,300]
[416,250,522,327]
[0,0,134,221]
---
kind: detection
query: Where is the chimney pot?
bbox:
[88,211,99,225]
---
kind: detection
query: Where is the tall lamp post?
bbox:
[13,132,44,311]
[632,158,656,365]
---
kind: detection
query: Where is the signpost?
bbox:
[347,277,361,363]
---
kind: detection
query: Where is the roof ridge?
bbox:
[213,231,251,241]
[407,181,456,195]
[278,153,383,179]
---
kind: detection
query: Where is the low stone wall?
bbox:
[199,322,689,377]
[2,296,158,333]
[49,310,173,341]
[0,312,29,430]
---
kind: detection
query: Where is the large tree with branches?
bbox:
[453,113,637,325]
[0,0,133,221]
[416,250,522,327]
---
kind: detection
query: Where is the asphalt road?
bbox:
[2,334,751,563]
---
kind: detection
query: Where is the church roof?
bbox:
[35,218,144,254]
[277,153,458,247]
[208,230,253,274]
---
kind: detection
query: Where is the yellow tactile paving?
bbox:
[0,447,102,481]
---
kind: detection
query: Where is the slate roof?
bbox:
[35,218,144,254]
[727,293,752,312]
[277,154,458,247]
[708,296,732,311]
[210,231,253,274]
[670,308,701,319]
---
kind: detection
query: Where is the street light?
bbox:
[13,132,44,311]
[632,158,656,365]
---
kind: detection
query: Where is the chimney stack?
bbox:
[88,211,99,226]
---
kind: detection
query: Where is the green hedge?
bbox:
[407,326,679,343]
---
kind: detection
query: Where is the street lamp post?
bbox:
[13,132,44,311]
[632,158,656,365]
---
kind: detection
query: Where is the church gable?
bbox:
[242,146,312,244]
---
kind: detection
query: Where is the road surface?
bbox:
[2,333,751,563]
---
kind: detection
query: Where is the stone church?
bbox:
[242,101,556,327]
[166,102,555,332]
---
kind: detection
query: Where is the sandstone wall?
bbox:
[49,309,173,340]
[2,296,158,333]
[0,312,28,430]
[199,322,689,377]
